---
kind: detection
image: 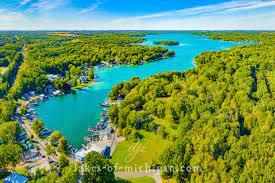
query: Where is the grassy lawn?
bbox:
[127,176,156,183]
[152,116,178,136]
[116,176,155,183]
[111,131,170,171]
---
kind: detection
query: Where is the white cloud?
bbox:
[20,0,32,6]
[112,0,275,23]
[1,0,275,30]
[107,11,275,30]
[221,0,275,13]
[78,1,102,15]
[0,9,25,22]
[29,0,68,12]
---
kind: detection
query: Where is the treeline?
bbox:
[108,32,275,182]
[194,31,275,44]
[0,43,23,98]
[0,43,22,67]
[0,99,22,172]
[0,33,17,46]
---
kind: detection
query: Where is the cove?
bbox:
[34,32,246,147]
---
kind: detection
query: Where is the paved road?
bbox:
[115,170,162,183]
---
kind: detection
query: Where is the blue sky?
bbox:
[0,0,275,30]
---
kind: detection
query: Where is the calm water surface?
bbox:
[35,33,245,147]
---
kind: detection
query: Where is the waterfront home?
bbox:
[19,134,29,143]
[20,96,28,100]
[4,172,29,183]
[45,85,55,94]
[95,63,104,69]
[52,90,62,96]
[78,76,87,84]
[38,94,46,101]
[40,129,52,137]
[101,99,110,107]
[46,74,59,81]
[29,91,35,96]
[23,150,40,163]
[21,93,31,100]
[116,97,123,105]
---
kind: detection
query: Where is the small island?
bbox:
[153,40,180,46]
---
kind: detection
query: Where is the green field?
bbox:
[126,176,155,183]
[111,131,170,171]
[116,176,155,183]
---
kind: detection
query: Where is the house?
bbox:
[23,150,40,163]
[18,134,29,143]
[94,63,104,69]
[4,172,29,183]
[117,97,123,103]
[41,129,52,137]
[78,76,87,84]
[52,90,62,96]
[45,85,55,94]
[46,74,59,81]
[29,91,35,96]
[75,144,104,161]
[21,96,27,100]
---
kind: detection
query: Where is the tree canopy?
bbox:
[108,32,275,182]
[83,152,115,183]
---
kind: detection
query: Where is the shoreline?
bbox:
[15,53,174,148]
[18,33,244,155]
[15,33,246,154]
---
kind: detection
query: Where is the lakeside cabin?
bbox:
[94,63,104,69]
[78,76,87,84]
[46,74,60,81]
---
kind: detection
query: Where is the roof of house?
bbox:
[4,172,29,183]
[75,144,102,161]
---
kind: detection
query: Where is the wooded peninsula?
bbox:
[153,40,180,46]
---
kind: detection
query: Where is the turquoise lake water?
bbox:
[35,33,245,147]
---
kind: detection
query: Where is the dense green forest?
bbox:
[194,31,275,43]
[153,40,180,46]
[0,43,23,98]
[109,32,275,182]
